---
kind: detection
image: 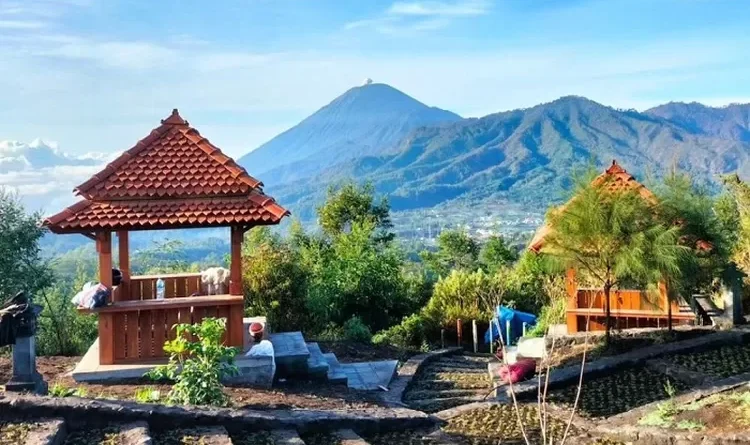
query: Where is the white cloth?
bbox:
[245,340,274,357]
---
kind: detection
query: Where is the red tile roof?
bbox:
[528,160,653,252]
[45,109,289,233]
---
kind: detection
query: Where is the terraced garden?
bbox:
[403,353,493,413]
[543,366,691,418]
[662,342,750,378]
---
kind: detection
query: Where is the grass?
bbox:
[49,382,87,398]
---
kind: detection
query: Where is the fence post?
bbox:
[505,320,511,346]
[441,329,445,349]
[457,319,462,347]
[472,320,478,353]
[489,320,494,354]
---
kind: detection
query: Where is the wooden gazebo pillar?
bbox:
[117,231,130,302]
[229,226,243,296]
[95,231,115,365]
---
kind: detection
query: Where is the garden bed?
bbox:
[639,387,750,434]
[317,341,417,364]
[63,424,122,445]
[543,366,691,418]
[661,342,750,378]
[0,417,39,443]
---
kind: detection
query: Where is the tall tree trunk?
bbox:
[604,284,612,345]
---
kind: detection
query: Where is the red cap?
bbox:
[249,322,264,334]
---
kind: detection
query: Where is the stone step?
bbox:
[335,429,371,445]
[323,352,348,385]
[270,332,311,377]
[22,417,66,445]
[305,342,330,380]
[151,426,231,445]
[119,421,152,445]
[271,429,306,445]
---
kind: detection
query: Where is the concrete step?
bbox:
[270,332,310,377]
[335,429,371,445]
[305,342,330,380]
[323,352,348,385]
[271,429,305,445]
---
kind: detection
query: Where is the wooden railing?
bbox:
[565,269,693,333]
[81,295,244,365]
[114,273,205,302]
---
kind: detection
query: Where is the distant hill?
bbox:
[237,82,461,186]
[271,96,750,220]
[645,102,750,142]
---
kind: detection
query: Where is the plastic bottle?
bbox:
[156,278,165,300]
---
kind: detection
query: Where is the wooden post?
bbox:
[565,268,578,333]
[96,232,112,289]
[229,226,243,296]
[117,231,129,302]
[441,329,445,349]
[489,320,494,354]
[472,320,478,353]
[456,319,462,347]
[95,231,114,365]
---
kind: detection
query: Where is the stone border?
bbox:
[0,394,433,434]
[379,347,462,407]
[24,418,67,445]
[499,329,748,399]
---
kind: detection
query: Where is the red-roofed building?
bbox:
[527,160,694,333]
[45,109,289,365]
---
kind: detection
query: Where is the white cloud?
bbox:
[387,0,490,17]
[0,19,45,28]
[345,0,489,35]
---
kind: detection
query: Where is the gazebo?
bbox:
[44,109,289,366]
[528,160,694,333]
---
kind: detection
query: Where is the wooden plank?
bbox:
[129,279,141,301]
[152,309,166,357]
[125,311,139,360]
[98,313,115,365]
[113,313,126,361]
[141,279,154,300]
[139,310,153,359]
[192,307,207,328]
[175,277,187,298]
[165,277,177,298]
[79,295,243,313]
[178,307,193,341]
[204,306,217,319]
[166,310,179,342]
[186,276,200,297]
[228,303,244,347]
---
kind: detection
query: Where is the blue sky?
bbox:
[1,0,750,158]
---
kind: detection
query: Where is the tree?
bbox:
[480,235,518,271]
[0,189,50,298]
[317,182,393,243]
[421,229,480,277]
[541,173,685,343]
[655,172,733,328]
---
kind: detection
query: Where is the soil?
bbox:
[0,418,37,444]
[547,329,713,370]
[316,341,417,363]
[664,390,750,434]
[63,424,122,445]
[0,355,385,410]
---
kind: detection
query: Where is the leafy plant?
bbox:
[133,386,161,403]
[49,383,87,398]
[342,316,372,342]
[146,318,238,406]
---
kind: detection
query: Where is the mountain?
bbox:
[237,82,461,185]
[0,138,105,173]
[271,96,750,220]
[645,102,750,142]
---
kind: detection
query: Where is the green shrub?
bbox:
[526,276,567,337]
[343,316,372,342]
[147,317,238,406]
[373,313,431,349]
[422,269,503,326]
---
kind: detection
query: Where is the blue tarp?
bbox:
[484,306,537,345]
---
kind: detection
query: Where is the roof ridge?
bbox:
[73,109,264,200]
